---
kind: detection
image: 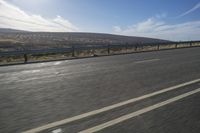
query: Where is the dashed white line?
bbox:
[135,58,160,64]
[22,78,200,133]
[79,88,200,133]
[52,128,62,133]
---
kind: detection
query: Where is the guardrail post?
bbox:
[107,45,110,54]
[72,46,75,57]
[24,54,28,63]
[135,45,137,51]
[175,43,178,48]
[125,43,128,53]
[190,42,192,47]
[157,44,160,50]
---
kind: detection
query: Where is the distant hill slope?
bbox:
[0,28,170,51]
[0,28,28,33]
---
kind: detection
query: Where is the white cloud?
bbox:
[113,17,200,41]
[155,13,167,19]
[113,26,122,32]
[179,2,200,17]
[0,0,78,32]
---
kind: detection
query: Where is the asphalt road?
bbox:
[0,47,200,133]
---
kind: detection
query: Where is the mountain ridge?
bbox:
[0,28,171,51]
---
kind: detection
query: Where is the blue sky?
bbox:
[0,0,200,40]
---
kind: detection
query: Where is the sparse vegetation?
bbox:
[0,29,200,65]
[0,29,169,52]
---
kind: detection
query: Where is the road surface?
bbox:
[0,47,200,133]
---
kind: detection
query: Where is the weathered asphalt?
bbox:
[0,47,200,133]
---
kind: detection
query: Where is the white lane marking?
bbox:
[52,128,62,133]
[21,70,42,74]
[21,79,200,133]
[54,62,62,65]
[80,88,200,133]
[135,58,160,64]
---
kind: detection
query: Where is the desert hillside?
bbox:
[0,28,169,51]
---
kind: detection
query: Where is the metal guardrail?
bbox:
[0,40,200,63]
